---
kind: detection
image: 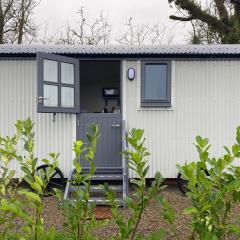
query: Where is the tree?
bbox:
[14,0,38,44]
[116,17,174,45]
[0,0,14,43]
[71,7,111,45]
[37,6,111,45]
[168,0,240,44]
[0,0,38,44]
[37,7,174,46]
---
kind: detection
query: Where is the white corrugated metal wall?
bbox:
[122,60,240,178]
[1,59,240,179]
[0,60,76,177]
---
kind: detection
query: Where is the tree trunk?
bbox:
[0,0,4,44]
[169,0,240,43]
[17,0,25,44]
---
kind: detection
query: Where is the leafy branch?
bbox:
[104,128,175,240]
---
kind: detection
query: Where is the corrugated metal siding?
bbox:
[2,59,240,179]
[0,60,76,177]
[122,60,240,178]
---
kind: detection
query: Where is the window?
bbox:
[37,52,80,113]
[141,61,171,107]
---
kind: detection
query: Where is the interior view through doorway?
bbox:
[80,60,121,114]
[78,60,122,169]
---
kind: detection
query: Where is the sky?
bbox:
[34,0,191,44]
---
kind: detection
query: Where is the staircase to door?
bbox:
[64,113,128,205]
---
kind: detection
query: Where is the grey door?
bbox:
[77,113,122,168]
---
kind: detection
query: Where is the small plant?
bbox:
[104,128,175,240]
[60,123,100,240]
[179,127,240,239]
[15,118,60,240]
[0,133,26,240]
[0,118,60,240]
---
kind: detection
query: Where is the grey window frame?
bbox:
[37,52,80,113]
[141,60,171,107]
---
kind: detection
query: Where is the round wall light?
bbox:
[127,68,135,81]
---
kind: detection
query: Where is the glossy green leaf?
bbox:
[18,190,41,203]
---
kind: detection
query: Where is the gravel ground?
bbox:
[6,185,240,239]
[91,185,192,240]
[41,185,193,239]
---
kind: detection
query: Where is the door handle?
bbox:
[112,124,120,127]
[38,96,49,104]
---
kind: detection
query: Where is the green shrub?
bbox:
[59,123,101,240]
[0,118,60,240]
[15,118,59,240]
[0,133,22,240]
[104,128,175,240]
[179,127,240,239]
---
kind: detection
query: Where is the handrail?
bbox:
[122,120,129,200]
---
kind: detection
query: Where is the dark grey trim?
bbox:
[50,55,240,61]
[48,56,240,61]
[3,51,240,60]
[141,60,171,107]
[3,54,240,61]
[0,56,36,60]
[37,52,80,113]
[120,60,123,116]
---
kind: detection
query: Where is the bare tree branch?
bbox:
[169,0,240,43]
[58,7,112,45]
[213,0,228,19]
[0,0,38,44]
[116,17,175,45]
[35,6,174,46]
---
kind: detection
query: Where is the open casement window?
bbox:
[37,52,80,113]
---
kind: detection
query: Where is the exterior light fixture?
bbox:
[127,68,135,81]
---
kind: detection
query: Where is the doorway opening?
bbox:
[80,60,121,114]
[77,60,122,169]
[73,60,127,205]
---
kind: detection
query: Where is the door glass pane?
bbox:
[43,59,58,82]
[61,62,74,84]
[43,85,58,107]
[61,87,74,108]
[145,64,167,100]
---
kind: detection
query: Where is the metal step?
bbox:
[88,197,123,205]
[69,184,123,193]
[65,197,124,206]
[64,164,128,207]
[90,174,123,181]
[81,167,123,174]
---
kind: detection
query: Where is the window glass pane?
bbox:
[144,64,167,100]
[61,87,74,108]
[43,85,58,107]
[61,62,74,84]
[43,59,58,82]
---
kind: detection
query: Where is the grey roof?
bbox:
[1,44,240,56]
